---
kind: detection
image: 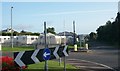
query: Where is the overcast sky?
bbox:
[1,2,118,34]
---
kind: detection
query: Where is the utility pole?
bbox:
[63,20,66,71]
[73,21,75,45]
[73,21,77,51]
[11,7,13,48]
[44,21,48,71]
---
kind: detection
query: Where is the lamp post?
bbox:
[63,20,66,71]
[73,21,75,45]
[11,7,13,48]
[73,21,77,51]
[44,21,48,71]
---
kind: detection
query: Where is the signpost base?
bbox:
[64,57,66,71]
[59,58,61,66]
[45,60,48,71]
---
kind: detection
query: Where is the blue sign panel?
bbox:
[43,48,51,60]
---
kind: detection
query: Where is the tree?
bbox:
[96,20,113,42]
[31,32,40,36]
[47,27,56,34]
[96,12,120,45]
[20,30,26,33]
[20,30,33,35]
[13,31,19,36]
[89,32,97,41]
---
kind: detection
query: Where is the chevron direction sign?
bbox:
[14,45,69,67]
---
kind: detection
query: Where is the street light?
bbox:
[73,21,77,51]
[73,21,75,45]
[11,7,13,48]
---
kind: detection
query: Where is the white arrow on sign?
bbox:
[43,52,50,58]
[14,51,26,67]
[31,49,40,63]
[63,45,68,56]
[53,46,59,59]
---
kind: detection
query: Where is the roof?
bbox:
[47,33,55,36]
[40,33,55,36]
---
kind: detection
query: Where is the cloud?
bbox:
[33,10,115,16]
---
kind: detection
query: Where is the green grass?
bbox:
[68,45,74,48]
[68,45,81,49]
[2,46,34,52]
[25,60,76,71]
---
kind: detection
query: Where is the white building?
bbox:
[36,33,66,48]
[0,36,11,44]
[38,33,66,45]
[15,36,38,45]
[0,33,66,47]
[0,35,39,45]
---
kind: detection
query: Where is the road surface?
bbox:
[67,46,119,71]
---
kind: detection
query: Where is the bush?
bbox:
[0,56,27,71]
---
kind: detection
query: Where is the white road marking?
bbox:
[67,59,116,71]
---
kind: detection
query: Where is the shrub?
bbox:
[0,56,27,71]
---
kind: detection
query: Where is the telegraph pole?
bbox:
[73,21,75,45]
[63,20,66,71]
[11,7,13,48]
[73,21,77,51]
[44,21,48,71]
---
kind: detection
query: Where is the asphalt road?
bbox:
[67,46,119,71]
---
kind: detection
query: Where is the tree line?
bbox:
[89,12,120,45]
[1,27,56,36]
[2,30,40,36]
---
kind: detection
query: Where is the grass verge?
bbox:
[2,46,34,51]
[24,60,76,71]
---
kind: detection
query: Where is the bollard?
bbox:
[74,44,77,51]
[85,44,88,50]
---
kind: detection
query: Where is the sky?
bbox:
[1,2,118,34]
[1,0,119,2]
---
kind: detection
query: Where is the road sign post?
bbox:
[63,45,68,71]
[64,56,66,71]
[73,21,77,51]
[44,21,48,71]
[59,58,61,66]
